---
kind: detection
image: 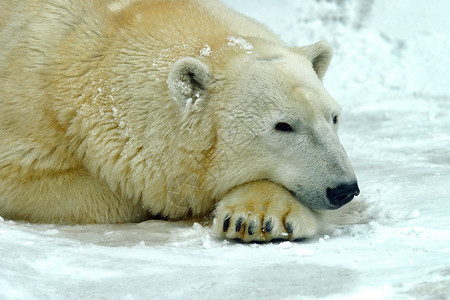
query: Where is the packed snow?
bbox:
[1,0,449,299]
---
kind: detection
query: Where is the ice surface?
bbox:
[1,0,450,299]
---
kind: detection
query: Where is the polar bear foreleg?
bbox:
[213,180,318,242]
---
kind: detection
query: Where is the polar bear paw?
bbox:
[213,181,318,242]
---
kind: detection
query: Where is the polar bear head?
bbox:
[168,39,359,210]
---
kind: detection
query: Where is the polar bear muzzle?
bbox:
[326,182,360,208]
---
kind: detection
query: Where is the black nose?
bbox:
[326,182,360,208]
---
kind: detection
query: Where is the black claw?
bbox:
[265,220,273,233]
[285,222,294,234]
[248,221,255,235]
[223,215,231,232]
[235,217,244,232]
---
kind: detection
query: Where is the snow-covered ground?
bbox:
[1,1,449,299]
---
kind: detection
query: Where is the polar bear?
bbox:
[0,0,360,242]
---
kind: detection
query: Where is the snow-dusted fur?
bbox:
[0,0,359,242]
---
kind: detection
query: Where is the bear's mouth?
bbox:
[289,187,340,211]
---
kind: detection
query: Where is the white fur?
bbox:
[0,0,360,242]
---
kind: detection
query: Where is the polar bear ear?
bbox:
[168,57,211,110]
[294,40,333,80]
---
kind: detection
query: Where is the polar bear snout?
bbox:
[326,182,360,208]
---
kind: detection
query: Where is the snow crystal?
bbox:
[199,44,212,57]
[185,97,193,107]
[173,79,192,96]
[279,241,293,249]
[227,36,253,53]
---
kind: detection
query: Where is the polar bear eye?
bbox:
[275,122,294,132]
[332,115,338,124]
